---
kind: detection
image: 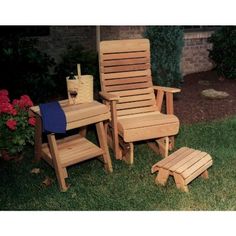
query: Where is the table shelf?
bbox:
[42,136,104,168]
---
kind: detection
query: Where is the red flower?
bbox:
[0,102,14,114]
[11,108,18,116]
[12,95,33,109]
[0,89,10,103]
[28,117,36,126]
[13,95,33,109]
[12,99,20,107]
[6,119,17,130]
[0,89,8,97]
[20,95,33,108]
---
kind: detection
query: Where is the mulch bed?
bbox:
[174,70,236,124]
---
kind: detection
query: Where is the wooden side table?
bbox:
[30,100,112,191]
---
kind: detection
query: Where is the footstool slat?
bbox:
[181,154,212,178]
[185,160,213,184]
[169,150,202,172]
[155,147,189,167]
[167,149,201,170]
[163,148,195,169]
[175,151,208,174]
[151,147,213,192]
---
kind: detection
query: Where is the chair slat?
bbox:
[102,51,150,61]
[105,81,152,92]
[103,76,149,86]
[102,70,151,80]
[102,63,150,74]
[118,93,154,103]
[111,87,154,96]
[100,39,150,53]
[102,58,150,67]
[116,98,155,110]
[99,39,156,118]
[117,106,157,116]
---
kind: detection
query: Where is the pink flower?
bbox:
[28,117,36,126]
[6,119,17,130]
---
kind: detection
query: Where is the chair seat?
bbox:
[118,111,179,142]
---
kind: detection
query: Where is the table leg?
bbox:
[79,126,87,137]
[47,133,68,192]
[95,121,113,173]
[34,115,42,161]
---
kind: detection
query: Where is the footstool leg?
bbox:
[201,170,209,179]
[156,168,169,185]
[174,173,188,192]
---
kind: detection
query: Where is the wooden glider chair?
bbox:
[99,39,180,164]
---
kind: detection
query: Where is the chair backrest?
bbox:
[99,39,157,117]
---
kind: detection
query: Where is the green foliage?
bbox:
[0,90,35,155]
[208,27,236,79]
[0,31,55,103]
[54,44,99,98]
[144,26,184,87]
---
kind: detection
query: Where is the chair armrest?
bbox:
[153,86,180,114]
[153,86,181,93]
[99,91,120,159]
[99,91,120,101]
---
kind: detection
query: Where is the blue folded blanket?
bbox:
[39,101,66,134]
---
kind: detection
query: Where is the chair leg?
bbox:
[79,126,87,137]
[107,127,123,160]
[122,143,134,165]
[96,122,113,173]
[147,141,160,155]
[156,137,169,158]
[169,136,175,151]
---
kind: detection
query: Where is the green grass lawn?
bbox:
[0,116,236,210]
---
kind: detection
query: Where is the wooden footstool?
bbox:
[151,147,213,192]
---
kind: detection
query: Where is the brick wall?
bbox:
[181,31,214,75]
[35,26,96,63]
[35,26,214,75]
[100,26,145,40]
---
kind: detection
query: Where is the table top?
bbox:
[30,100,110,130]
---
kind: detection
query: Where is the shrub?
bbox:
[0,89,35,156]
[54,44,99,99]
[0,30,55,104]
[144,26,184,88]
[208,27,236,79]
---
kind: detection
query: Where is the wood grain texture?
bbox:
[99,39,180,163]
[151,147,213,192]
[30,101,112,191]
